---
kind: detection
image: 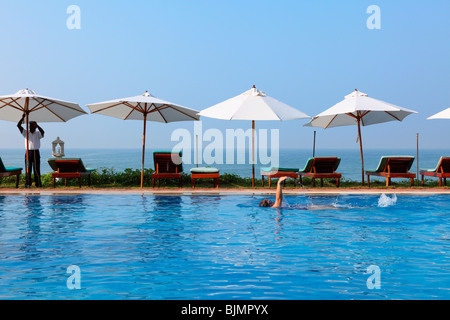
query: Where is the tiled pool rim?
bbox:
[1,188,450,196]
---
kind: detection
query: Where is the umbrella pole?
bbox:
[416,133,419,186]
[357,117,365,186]
[25,98,30,186]
[141,114,147,189]
[313,130,316,157]
[252,120,255,188]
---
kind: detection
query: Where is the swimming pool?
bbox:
[1,193,450,300]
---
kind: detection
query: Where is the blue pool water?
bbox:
[1,194,450,300]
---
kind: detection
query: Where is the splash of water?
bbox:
[378,193,397,207]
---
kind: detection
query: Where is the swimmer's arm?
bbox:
[272,177,287,208]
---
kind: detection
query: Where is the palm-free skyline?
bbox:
[1,0,449,152]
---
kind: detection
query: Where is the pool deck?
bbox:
[1,187,450,196]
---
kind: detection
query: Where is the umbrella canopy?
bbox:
[0,88,87,178]
[427,107,450,119]
[199,85,309,121]
[0,89,86,122]
[87,91,200,123]
[87,91,200,188]
[305,89,418,185]
[199,85,310,186]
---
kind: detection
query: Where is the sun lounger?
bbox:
[420,157,450,187]
[190,167,220,188]
[298,157,342,187]
[152,151,183,188]
[365,156,415,187]
[260,167,299,188]
[48,158,95,188]
[0,157,22,188]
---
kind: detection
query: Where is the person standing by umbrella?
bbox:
[0,89,86,188]
[17,113,45,188]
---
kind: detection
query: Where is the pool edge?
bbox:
[1,188,450,196]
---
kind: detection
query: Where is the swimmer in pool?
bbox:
[259,177,287,208]
[259,176,346,210]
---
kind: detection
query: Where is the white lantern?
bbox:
[52,137,65,158]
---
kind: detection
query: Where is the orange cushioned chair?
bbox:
[152,151,183,188]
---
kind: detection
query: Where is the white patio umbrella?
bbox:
[198,85,310,187]
[87,91,200,188]
[305,89,418,185]
[427,108,450,119]
[0,88,87,178]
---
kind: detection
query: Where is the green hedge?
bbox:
[0,167,447,188]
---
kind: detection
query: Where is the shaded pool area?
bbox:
[1,193,450,299]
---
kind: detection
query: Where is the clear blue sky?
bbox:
[0,0,449,151]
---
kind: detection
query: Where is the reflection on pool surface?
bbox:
[1,194,450,299]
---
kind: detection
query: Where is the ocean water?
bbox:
[1,193,450,300]
[0,148,448,182]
